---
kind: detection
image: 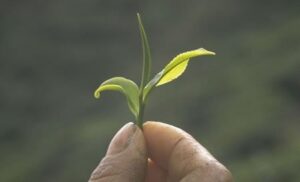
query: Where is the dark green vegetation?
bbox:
[1,0,300,181]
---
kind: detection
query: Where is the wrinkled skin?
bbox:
[89,121,232,182]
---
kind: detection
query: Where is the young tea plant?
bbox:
[94,13,215,128]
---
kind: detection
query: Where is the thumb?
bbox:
[143,121,232,182]
[89,122,147,182]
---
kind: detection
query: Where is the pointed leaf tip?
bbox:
[159,48,216,86]
[197,48,216,56]
[143,48,215,100]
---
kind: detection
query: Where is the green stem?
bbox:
[136,13,151,129]
[137,92,145,129]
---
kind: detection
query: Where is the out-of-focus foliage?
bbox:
[0,0,300,181]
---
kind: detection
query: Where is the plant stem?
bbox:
[136,92,145,129]
[136,13,151,129]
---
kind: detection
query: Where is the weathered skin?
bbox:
[89,122,232,182]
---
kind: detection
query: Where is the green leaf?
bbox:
[94,77,139,118]
[143,48,215,101]
[137,13,152,89]
[156,60,188,86]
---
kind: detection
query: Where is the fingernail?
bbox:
[106,122,137,155]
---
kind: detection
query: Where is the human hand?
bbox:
[88,121,232,182]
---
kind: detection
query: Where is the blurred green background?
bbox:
[1,0,300,181]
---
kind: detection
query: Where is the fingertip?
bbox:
[143,121,190,138]
[89,122,147,182]
[106,122,136,155]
